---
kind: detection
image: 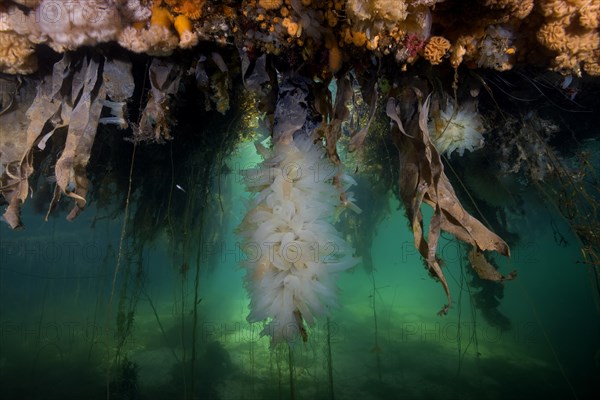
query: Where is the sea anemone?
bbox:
[35,0,123,52]
[238,134,359,345]
[174,14,198,48]
[429,101,485,158]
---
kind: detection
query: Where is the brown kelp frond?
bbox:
[389,80,510,315]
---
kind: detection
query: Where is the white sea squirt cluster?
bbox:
[429,101,486,158]
[238,134,360,345]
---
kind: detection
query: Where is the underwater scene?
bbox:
[1,127,599,400]
[1,1,600,400]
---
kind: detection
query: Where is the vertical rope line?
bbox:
[105,142,137,400]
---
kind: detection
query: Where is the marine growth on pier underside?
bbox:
[1,0,599,347]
